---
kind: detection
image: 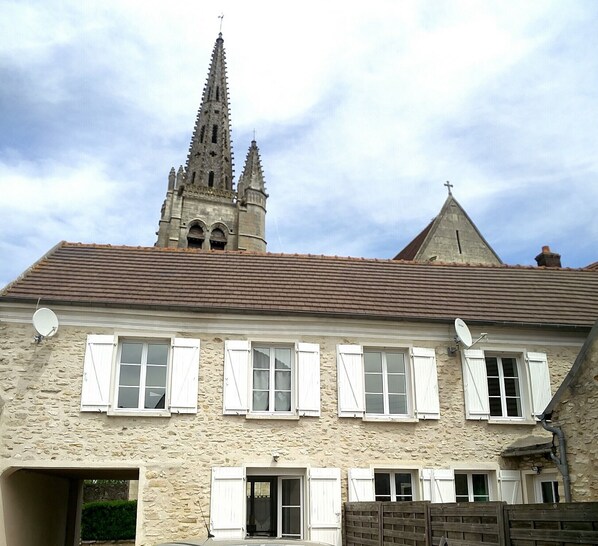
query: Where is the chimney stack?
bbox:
[535,245,561,268]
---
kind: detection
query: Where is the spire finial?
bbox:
[253,128,256,142]
[444,180,454,195]
[218,13,224,33]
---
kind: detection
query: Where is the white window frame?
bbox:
[462,348,549,423]
[223,340,321,419]
[454,471,492,502]
[374,470,418,502]
[364,349,411,418]
[80,334,200,416]
[485,353,524,420]
[338,345,439,421]
[251,344,295,415]
[534,472,561,503]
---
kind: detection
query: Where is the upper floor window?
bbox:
[338,345,439,421]
[187,225,205,249]
[210,227,227,250]
[80,335,200,415]
[462,349,551,422]
[223,341,320,418]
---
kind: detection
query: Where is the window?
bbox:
[210,227,227,250]
[535,474,560,503]
[116,340,168,410]
[455,472,490,502]
[199,125,205,143]
[208,171,215,188]
[187,225,204,249]
[486,356,521,417]
[365,350,408,415]
[223,341,320,418]
[81,335,200,415]
[338,345,439,420]
[212,124,218,143]
[462,349,551,421]
[375,471,414,501]
[252,346,293,413]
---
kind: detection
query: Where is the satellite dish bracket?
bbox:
[448,318,487,356]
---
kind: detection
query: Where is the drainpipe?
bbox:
[540,418,571,502]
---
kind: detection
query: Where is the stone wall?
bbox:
[551,335,598,501]
[0,316,582,545]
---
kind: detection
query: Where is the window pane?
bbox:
[455,474,468,497]
[395,473,413,501]
[472,474,489,501]
[118,386,139,408]
[282,479,301,505]
[253,370,269,390]
[388,394,407,414]
[387,374,406,394]
[366,393,384,414]
[275,370,291,390]
[504,378,520,397]
[365,373,383,393]
[489,397,503,416]
[275,348,292,370]
[485,357,498,377]
[119,364,141,387]
[145,387,165,409]
[541,481,556,503]
[502,357,518,377]
[282,507,301,536]
[146,365,167,387]
[253,391,269,411]
[374,473,391,499]
[364,352,383,373]
[487,377,500,396]
[253,347,270,368]
[275,391,291,412]
[386,352,405,374]
[506,396,522,417]
[121,342,143,364]
[147,343,168,365]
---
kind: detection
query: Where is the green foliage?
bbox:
[81,499,137,540]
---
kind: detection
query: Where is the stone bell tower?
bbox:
[156,33,267,252]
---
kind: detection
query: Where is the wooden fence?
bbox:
[344,501,598,546]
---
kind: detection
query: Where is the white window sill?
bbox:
[107,409,171,418]
[487,417,536,426]
[364,415,418,423]
[246,412,300,421]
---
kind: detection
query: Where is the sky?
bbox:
[1,0,598,288]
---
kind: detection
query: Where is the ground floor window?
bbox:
[455,472,490,502]
[246,476,303,538]
[374,471,414,501]
[536,475,560,503]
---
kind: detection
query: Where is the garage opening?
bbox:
[1,466,139,546]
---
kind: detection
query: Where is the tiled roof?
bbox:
[2,242,598,328]
[586,261,598,270]
[393,219,434,260]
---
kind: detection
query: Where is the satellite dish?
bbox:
[33,308,59,341]
[454,318,473,348]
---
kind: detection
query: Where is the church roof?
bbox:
[394,194,502,265]
[2,242,598,328]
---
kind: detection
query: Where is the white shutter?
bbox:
[422,469,456,503]
[309,467,342,546]
[210,467,245,538]
[297,342,321,417]
[348,468,375,502]
[462,349,490,420]
[526,352,551,418]
[499,470,522,504]
[169,338,200,414]
[412,347,440,419]
[337,345,364,418]
[223,340,250,415]
[80,334,115,412]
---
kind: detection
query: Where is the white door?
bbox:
[309,468,341,546]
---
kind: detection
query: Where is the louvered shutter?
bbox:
[169,338,200,414]
[499,470,523,504]
[462,349,490,420]
[297,342,321,416]
[526,352,551,418]
[422,469,456,503]
[309,467,342,546]
[337,345,364,417]
[223,340,250,415]
[348,468,375,502]
[81,334,115,412]
[412,347,440,419]
[210,467,245,538]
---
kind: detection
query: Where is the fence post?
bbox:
[424,501,431,546]
[378,502,383,546]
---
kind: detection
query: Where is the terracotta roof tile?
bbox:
[2,242,598,328]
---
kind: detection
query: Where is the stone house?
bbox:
[1,243,598,546]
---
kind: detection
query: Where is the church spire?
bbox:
[184,33,233,191]
[237,139,266,198]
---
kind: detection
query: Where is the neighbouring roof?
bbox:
[501,434,553,458]
[394,219,434,261]
[541,318,598,419]
[2,242,598,327]
[586,261,598,270]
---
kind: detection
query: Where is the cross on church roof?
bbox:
[444,181,454,195]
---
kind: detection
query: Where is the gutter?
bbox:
[540,418,572,502]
